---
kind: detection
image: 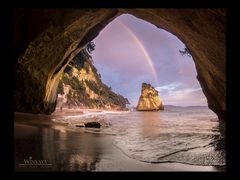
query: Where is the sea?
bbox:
[51,106,226,166]
[15,106,225,171]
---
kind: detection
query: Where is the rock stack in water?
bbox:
[137,83,164,111]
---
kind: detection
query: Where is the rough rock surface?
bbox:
[14,8,225,120]
[137,83,164,111]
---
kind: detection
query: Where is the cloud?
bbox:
[154,82,206,106]
[160,88,207,106]
[155,82,182,91]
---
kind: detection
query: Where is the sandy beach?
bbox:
[14,111,224,172]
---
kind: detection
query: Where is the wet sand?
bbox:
[14,112,224,172]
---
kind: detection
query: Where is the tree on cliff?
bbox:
[179,47,191,57]
[86,41,95,54]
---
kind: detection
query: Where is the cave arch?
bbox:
[14,8,225,120]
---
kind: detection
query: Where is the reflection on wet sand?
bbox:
[15,123,101,171]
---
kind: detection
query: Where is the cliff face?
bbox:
[137,83,164,111]
[56,49,129,110]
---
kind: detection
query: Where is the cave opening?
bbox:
[55,14,215,115]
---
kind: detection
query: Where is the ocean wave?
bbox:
[112,133,225,166]
[52,110,129,121]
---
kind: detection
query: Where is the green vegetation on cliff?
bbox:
[57,47,129,110]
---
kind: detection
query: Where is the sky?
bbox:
[91,14,208,107]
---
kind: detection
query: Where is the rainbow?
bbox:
[117,20,160,85]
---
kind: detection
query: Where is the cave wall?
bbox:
[14,8,226,120]
[14,9,119,114]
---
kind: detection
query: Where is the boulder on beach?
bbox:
[75,122,101,128]
[84,122,101,128]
